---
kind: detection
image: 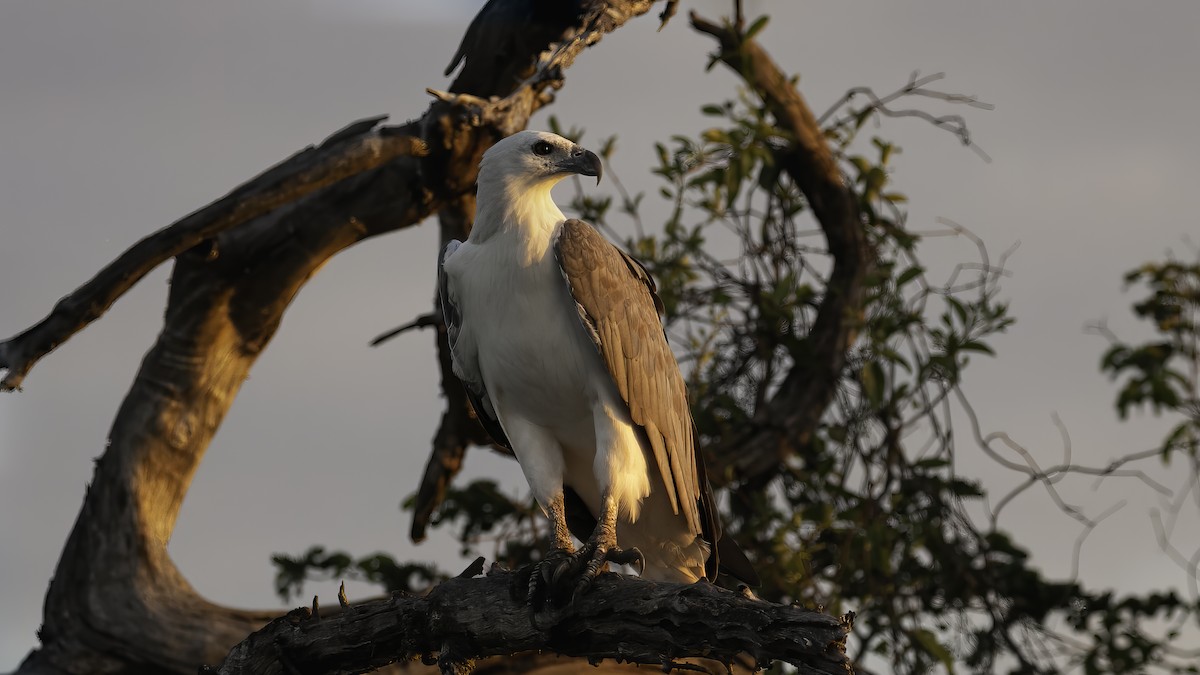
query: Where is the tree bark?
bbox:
[17,120,433,675]
[215,569,850,675]
[0,124,424,393]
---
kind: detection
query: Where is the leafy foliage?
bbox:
[272,546,443,602]
[420,479,547,567]
[1100,259,1200,461]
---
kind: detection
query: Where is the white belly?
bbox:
[448,236,598,451]
[477,269,595,444]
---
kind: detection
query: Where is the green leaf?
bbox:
[896,266,924,287]
[862,361,886,408]
[946,296,969,326]
[744,15,770,40]
[959,340,995,356]
[848,155,871,176]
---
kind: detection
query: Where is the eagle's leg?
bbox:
[548,491,575,552]
[526,491,643,606]
[527,491,577,604]
[572,492,644,598]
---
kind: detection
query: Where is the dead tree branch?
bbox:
[215,570,852,675]
[0,126,426,391]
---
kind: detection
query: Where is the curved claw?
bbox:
[607,546,644,571]
[527,547,576,607]
[526,543,645,608]
[551,557,577,589]
[572,545,645,600]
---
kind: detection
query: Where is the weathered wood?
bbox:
[215,570,851,675]
[19,147,431,675]
[0,125,425,392]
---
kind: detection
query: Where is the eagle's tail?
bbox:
[716,534,760,587]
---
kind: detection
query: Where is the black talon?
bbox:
[610,546,645,573]
[525,495,641,608]
[526,547,577,608]
[571,542,643,600]
[551,559,574,588]
[512,564,535,602]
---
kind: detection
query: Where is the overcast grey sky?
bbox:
[2,1,1199,669]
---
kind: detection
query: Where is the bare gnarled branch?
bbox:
[0,123,426,391]
[216,568,852,675]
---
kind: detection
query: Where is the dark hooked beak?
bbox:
[561,147,602,185]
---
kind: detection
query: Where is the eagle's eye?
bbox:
[532,140,554,156]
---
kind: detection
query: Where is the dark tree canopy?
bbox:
[3,2,1197,675]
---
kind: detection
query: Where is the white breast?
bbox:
[444,230,595,447]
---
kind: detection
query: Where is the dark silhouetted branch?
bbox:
[371,313,442,346]
[818,71,994,160]
[215,569,852,675]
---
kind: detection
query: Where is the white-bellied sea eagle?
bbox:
[438,130,758,601]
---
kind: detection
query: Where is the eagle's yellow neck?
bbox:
[471,177,566,264]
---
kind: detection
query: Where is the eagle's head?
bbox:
[479,130,602,190]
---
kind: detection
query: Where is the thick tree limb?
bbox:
[17,148,434,674]
[690,13,872,487]
[215,569,851,675]
[0,124,425,392]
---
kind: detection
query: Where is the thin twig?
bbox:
[370,313,442,347]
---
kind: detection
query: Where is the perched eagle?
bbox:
[439,130,757,597]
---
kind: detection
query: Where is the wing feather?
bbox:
[553,219,708,537]
[645,422,678,511]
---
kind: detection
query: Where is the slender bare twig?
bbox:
[370,313,441,347]
[819,71,994,161]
